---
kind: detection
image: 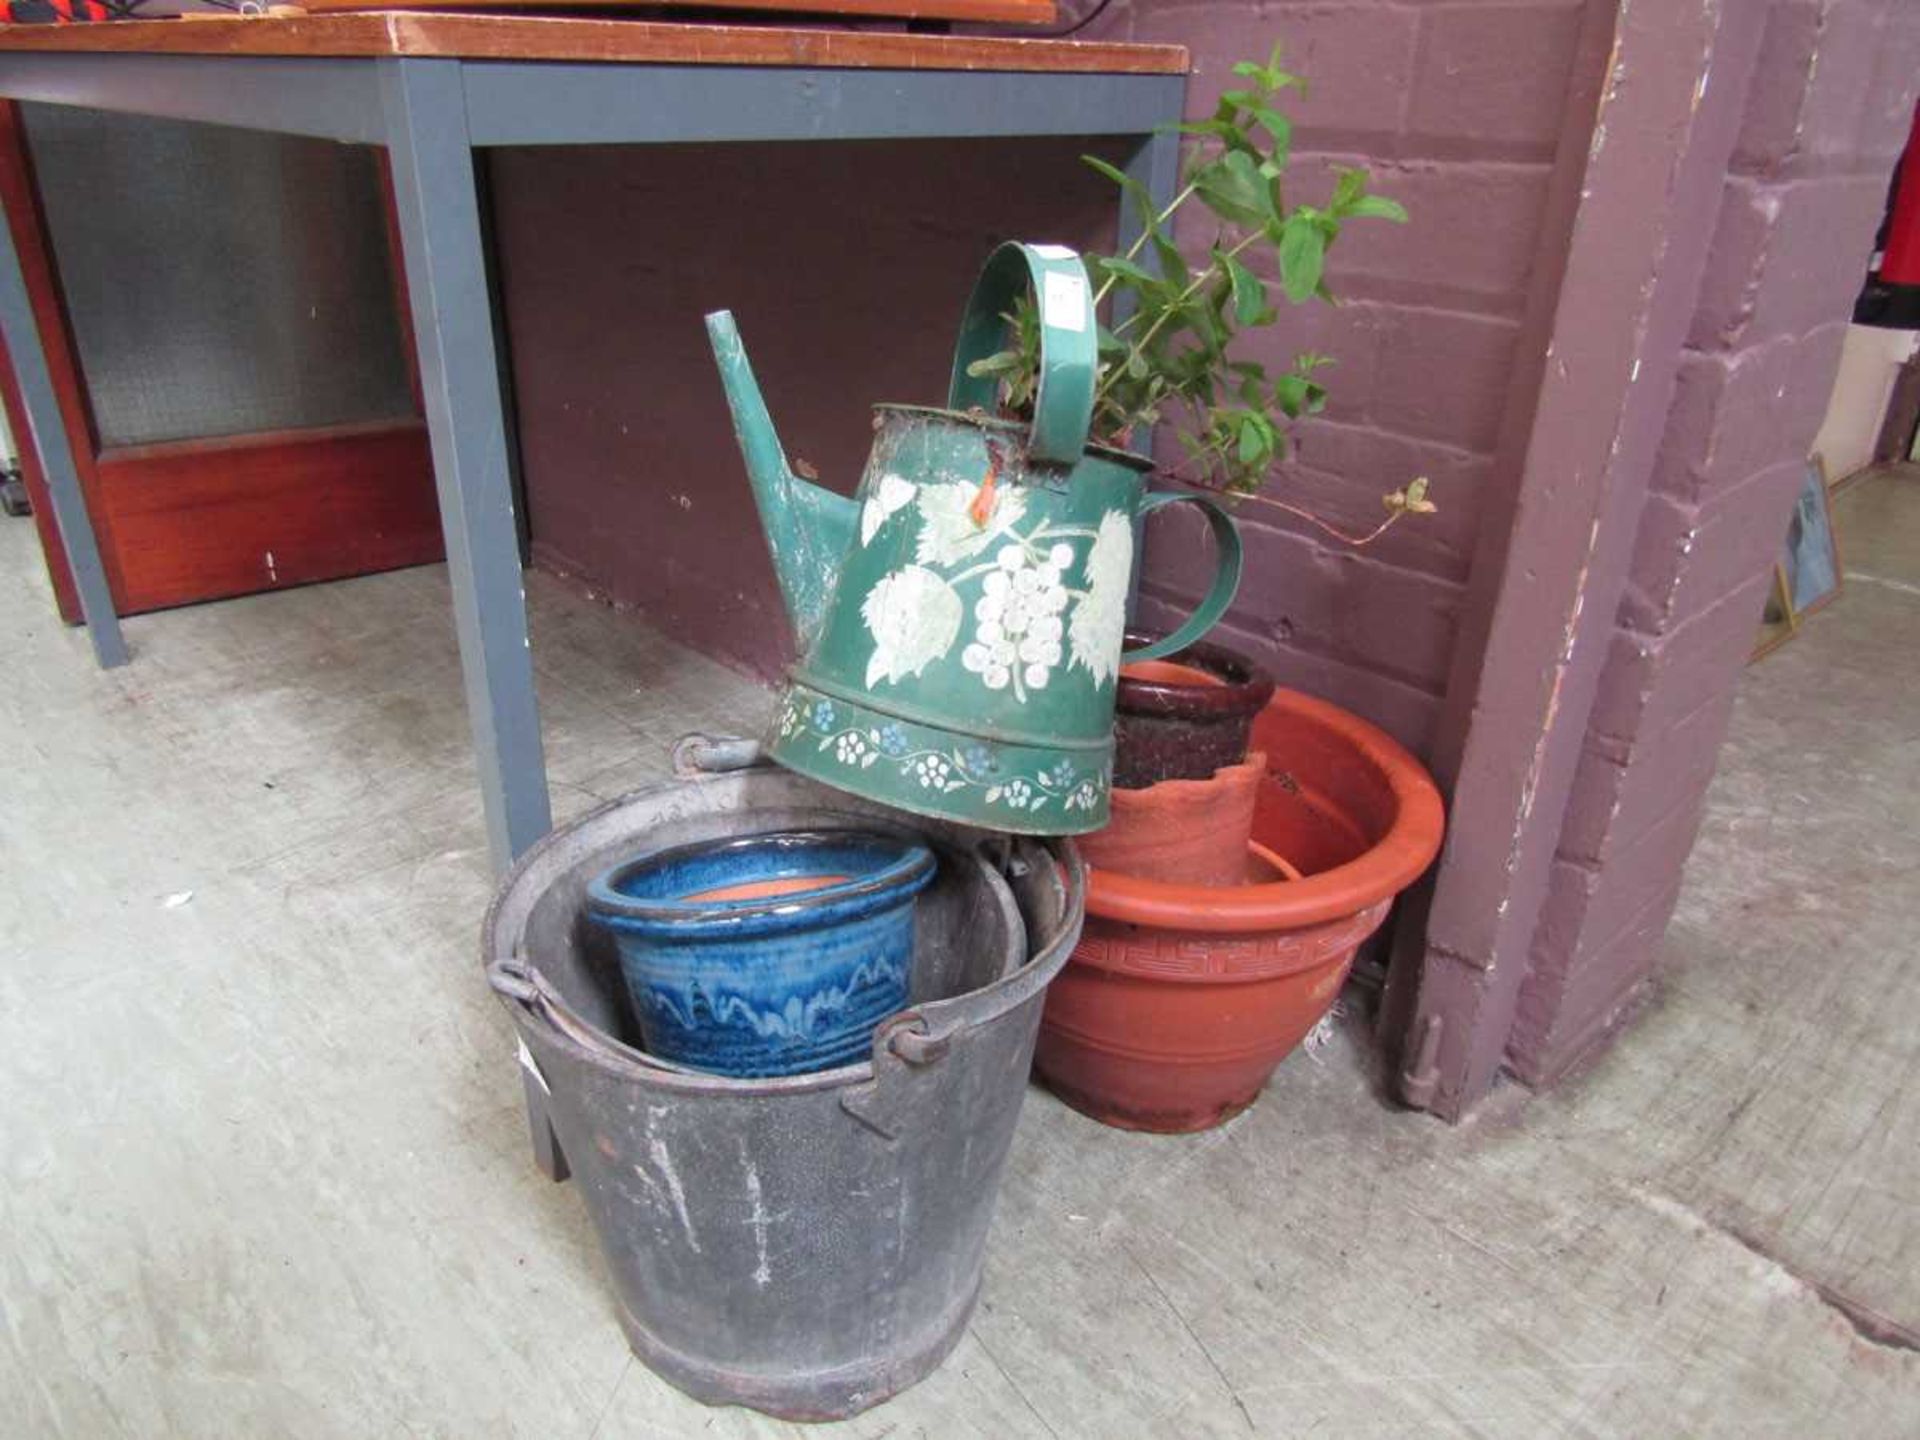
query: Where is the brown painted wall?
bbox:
[1508,0,1920,1085]
[490,1,1594,761]
[489,138,1123,679]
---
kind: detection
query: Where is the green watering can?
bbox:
[706,241,1243,834]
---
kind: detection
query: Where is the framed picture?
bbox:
[1752,562,1797,661]
[1752,455,1843,661]
[1783,454,1842,620]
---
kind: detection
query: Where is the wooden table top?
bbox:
[303,0,1058,23]
[0,12,1188,74]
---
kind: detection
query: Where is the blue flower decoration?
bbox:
[811,700,836,730]
[878,723,911,757]
[1042,759,1077,790]
[960,743,999,778]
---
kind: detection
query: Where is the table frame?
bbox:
[0,46,1184,875]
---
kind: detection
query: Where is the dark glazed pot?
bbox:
[1111,630,1276,789]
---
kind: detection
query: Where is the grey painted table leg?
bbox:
[381,57,551,877]
[0,180,127,668]
[1121,125,1182,285]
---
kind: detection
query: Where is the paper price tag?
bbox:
[1044,270,1090,332]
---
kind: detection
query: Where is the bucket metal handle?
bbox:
[487,956,541,1005]
[946,241,1097,467]
[838,1010,956,1142]
[672,733,767,777]
[839,839,1083,1142]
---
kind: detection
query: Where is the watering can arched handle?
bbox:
[1119,491,1245,665]
[947,241,1097,467]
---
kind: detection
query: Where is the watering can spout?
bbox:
[706,310,856,653]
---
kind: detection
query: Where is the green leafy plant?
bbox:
[967,43,1434,541]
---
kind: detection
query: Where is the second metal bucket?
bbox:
[483,758,1085,1420]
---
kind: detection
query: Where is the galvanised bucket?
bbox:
[707,241,1244,835]
[483,752,1085,1420]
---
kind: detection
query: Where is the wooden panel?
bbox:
[93,419,443,613]
[0,98,111,625]
[0,14,1187,74]
[0,319,80,621]
[302,0,1057,23]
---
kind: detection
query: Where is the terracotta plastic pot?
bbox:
[1112,630,1276,788]
[1034,688,1445,1132]
[1076,753,1265,888]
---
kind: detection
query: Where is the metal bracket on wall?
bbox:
[1397,1013,1444,1113]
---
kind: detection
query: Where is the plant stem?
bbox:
[1166,472,1408,547]
[1090,180,1200,308]
[1094,230,1264,407]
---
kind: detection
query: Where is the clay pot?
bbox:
[1112,631,1276,789]
[1076,753,1265,888]
[1035,688,1444,1132]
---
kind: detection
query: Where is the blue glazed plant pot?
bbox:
[586,830,938,1078]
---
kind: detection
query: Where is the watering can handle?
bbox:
[1119,491,1245,665]
[947,241,1097,467]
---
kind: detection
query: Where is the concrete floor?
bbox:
[2,474,1917,1438]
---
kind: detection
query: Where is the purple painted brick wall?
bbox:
[1507,0,1920,1085]
[1083,0,1591,757]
